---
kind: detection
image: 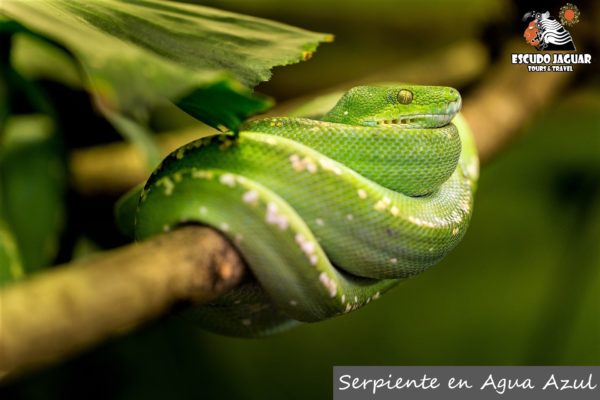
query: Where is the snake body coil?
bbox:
[124,85,479,337]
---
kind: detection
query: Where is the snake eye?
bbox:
[397,89,413,105]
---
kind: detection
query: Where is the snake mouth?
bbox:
[366,98,461,128]
[368,113,454,128]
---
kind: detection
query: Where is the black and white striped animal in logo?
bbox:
[522,10,576,51]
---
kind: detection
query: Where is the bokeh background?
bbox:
[2,0,599,398]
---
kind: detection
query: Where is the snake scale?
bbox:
[117,84,479,337]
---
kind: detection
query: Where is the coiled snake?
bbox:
[117,84,479,337]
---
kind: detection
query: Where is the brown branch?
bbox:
[0,226,246,381]
[0,40,581,381]
[70,125,214,196]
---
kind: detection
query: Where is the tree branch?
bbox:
[0,226,246,381]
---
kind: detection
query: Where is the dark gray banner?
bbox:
[333,366,600,400]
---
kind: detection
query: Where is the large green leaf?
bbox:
[1,0,331,134]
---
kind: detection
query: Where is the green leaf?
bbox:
[1,0,332,132]
[177,80,273,132]
[0,114,66,273]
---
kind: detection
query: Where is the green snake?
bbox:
[117,84,479,337]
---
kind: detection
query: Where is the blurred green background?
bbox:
[2,0,599,399]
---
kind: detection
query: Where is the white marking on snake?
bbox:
[265,202,289,230]
[408,215,437,228]
[199,206,208,215]
[452,226,459,235]
[341,294,346,304]
[299,238,315,255]
[295,233,318,265]
[305,158,317,173]
[373,291,381,300]
[289,154,317,173]
[158,177,174,196]
[220,223,230,232]
[357,189,367,199]
[374,197,391,211]
[163,224,170,232]
[390,206,400,216]
[345,303,352,313]
[219,173,236,187]
[242,190,259,205]
[315,218,324,226]
[318,272,337,297]
[290,300,298,306]
[390,258,398,264]
[319,158,342,175]
[289,154,302,171]
[346,214,354,221]
[191,170,213,179]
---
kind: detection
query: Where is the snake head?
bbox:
[322,84,461,128]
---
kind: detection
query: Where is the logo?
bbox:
[522,4,578,51]
[512,3,591,72]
